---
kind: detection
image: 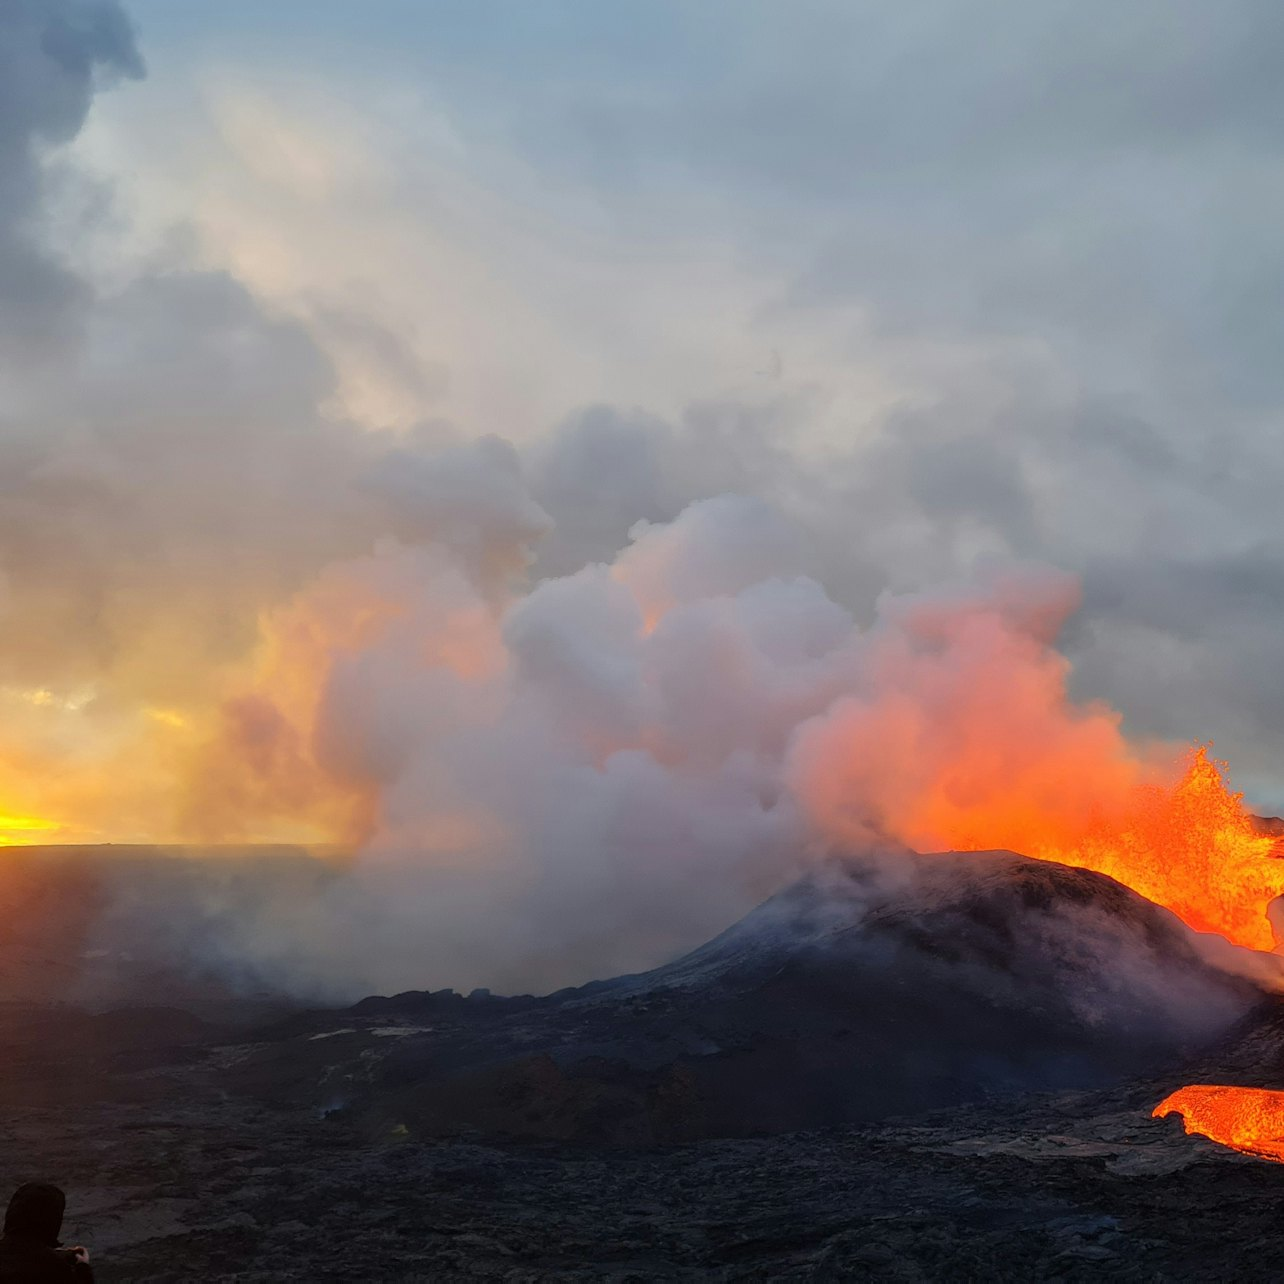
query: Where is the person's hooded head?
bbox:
[3,1184,65,1247]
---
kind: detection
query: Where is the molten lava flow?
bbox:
[1154,1085,1284,1163]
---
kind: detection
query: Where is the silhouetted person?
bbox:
[0,1185,92,1282]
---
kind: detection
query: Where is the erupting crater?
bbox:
[933,746,1284,953]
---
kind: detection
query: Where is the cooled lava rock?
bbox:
[225,849,1267,1142]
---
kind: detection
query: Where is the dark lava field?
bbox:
[3,847,1284,1280]
[6,1041,1284,1281]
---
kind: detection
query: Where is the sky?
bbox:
[4,1,1284,987]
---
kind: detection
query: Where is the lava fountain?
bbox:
[1012,745,1284,953]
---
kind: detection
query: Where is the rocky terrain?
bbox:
[1,846,1283,1278]
[218,850,1267,1143]
[6,1057,1284,1281]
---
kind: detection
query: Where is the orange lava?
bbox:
[790,584,1284,953]
[1154,1085,1284,1163]
[1020,747,1284,952]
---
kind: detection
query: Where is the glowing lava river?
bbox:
[1154,1087,1284,1163]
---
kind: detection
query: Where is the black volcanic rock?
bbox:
[223,849,1268,1142]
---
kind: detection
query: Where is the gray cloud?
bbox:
[0,0,140,353]
[6,0,1284,989]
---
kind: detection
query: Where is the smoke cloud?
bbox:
[153,491,1255,998]
[5,2,1284,998]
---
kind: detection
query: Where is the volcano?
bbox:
[0,845,1279,1278]
[213,849,1268,1143]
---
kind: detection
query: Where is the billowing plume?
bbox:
[6,1,1284,1000]
[130,479,1267,997]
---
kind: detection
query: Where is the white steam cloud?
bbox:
[6,1,1284,1010]
[131,472,1215,1000]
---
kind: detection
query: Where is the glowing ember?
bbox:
[1154,1085,1284,1163]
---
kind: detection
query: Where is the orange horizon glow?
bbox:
[0,812,63,845]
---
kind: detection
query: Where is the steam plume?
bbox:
[5,1,1284,1001]
[154,489,1260,997]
